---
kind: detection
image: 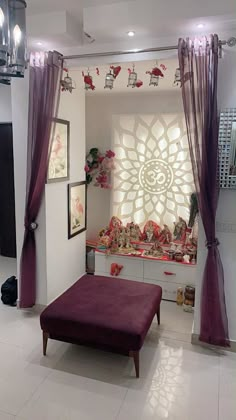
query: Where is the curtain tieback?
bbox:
[25,222,38,232]
[205,238,220,249]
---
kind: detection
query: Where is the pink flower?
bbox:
[96,173,108,185]
[105,150,115,158]
[98,156,104,163]
[84,164,90,172]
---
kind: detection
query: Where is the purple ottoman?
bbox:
[40,274,162,377]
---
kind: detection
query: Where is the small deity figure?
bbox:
[127,222,141,241]
[159,224,172,244]
[119,227,126,248]
[109,216,122,231]
[134,224,142,241]
[185,227,192,246]
[110,227,119,252]
[173,217,187,242]
[125,227,131,248]
[146,223,154,242]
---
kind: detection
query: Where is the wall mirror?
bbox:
[219,108,236,189]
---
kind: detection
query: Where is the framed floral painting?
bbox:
[68,181,87,239]
[47,118,70,183]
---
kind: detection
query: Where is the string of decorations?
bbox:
[60,62,182,93]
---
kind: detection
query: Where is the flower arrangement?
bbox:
[85,148,116,189]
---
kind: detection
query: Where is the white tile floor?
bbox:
[0,296,234,420]
[0,256,17,282]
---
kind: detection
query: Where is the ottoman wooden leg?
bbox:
[43,331,49,356]
[129,351,140,378]
[156,306,160,325]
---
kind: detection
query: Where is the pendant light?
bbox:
[0,0,9,66]
[0,75,10,84]
[0,0,27,81]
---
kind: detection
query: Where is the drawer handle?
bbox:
[164,271,176,276]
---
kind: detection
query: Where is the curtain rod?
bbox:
[62,37,236,60]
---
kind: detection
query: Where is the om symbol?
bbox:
[139,159,173,194]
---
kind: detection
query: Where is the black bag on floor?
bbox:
[1,276,17,306]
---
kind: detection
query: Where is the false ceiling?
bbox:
[26,0,236,57]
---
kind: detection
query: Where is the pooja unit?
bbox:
[95,251,196,301]
[86,61,198,303]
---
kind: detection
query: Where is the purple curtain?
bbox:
[178,35,229,346]
[20,51,62,308]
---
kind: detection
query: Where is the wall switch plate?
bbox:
[216,221,236,233]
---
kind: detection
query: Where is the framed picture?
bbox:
[47,118,70,183]
[68,181,87,239]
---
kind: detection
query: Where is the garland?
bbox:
[85,148,116,189]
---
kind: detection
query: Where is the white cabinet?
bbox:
[95,251,196,301]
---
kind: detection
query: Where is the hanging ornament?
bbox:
[173,67,181,87]
[146,66,164,87]
[160,63,167,71]
[136,80,143,88]
[82,67,99,91]
[127,65,143,88]
[110,65,121,79]
[104,65,121,89]
[60,68,76,93]
[104,69,115,89]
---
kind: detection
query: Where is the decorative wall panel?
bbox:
[218,108,236,189]
[112,114,194,228]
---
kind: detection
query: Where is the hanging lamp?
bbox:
[0,0,27,81]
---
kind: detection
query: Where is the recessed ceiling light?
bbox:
[37,42,42,46]
[197,23,204,29]
[127,31,135,37]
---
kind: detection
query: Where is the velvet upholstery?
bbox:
[40,275,162,352]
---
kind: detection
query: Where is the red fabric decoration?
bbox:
[110,263,123,276]
[146,67,164,77]
[84,75,95,90]
[135,80,143,88]
[111,65,121,78]
[160,63,167,71]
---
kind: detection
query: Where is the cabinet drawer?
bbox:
[95,271,143,283]
[144,278,182,301]
[143,260,196,285]
[95,252,143,279]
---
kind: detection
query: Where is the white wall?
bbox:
[0,85,12,122]
[45,73,86,304]
[86,90,184,240]
[193,50,236,343]
[11,70,86,306]
[11,74,29,288]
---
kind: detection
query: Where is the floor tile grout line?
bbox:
[14,367,52,418]
[115,387,129,420]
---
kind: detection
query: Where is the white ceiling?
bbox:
[26,0,236,59]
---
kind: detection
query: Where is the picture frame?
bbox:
[47,118,70,183]
[68,181,87,239]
